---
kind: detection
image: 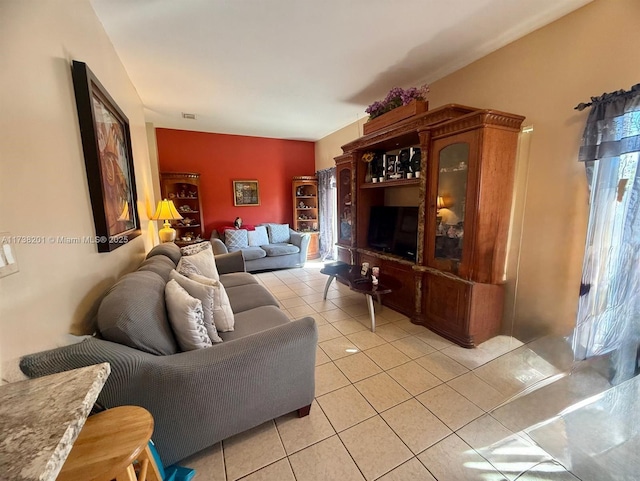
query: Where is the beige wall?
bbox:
[315,0,640,340]
[0,0,159,365]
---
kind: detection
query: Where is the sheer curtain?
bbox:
[317,167,336,260]
[572,85,640,384]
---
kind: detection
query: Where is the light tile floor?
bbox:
[180,265,615,481]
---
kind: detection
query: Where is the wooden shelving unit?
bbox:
[292,176,319,259]
[160,172,205,246]
[336,104,525,347]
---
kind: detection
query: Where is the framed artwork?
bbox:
[233,180,260,206]
[72,60,140,252]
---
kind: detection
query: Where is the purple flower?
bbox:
[365,101,386,117]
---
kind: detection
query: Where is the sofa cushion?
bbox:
[225,284,279,313]
[219,272,259,288]
[177,247,220,281]
[262,243,300,257]
[267,223,290,243]
[97,271,178,355]
[169,270,223,343]
[219,306,289,342]
[146,242,181,266]
[225,229,249,249]
[165,280,213,351]
[138,255,175,281]
[229,246,266,261]
[188,273,235,332]
[248,226,269,247]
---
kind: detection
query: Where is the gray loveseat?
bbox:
[19,243,317,466]
[211,225,310,272]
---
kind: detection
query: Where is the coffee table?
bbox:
[320,263,392,332]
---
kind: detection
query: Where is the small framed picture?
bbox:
[233,180,260,206]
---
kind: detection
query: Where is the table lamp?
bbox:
[152,199,183,243]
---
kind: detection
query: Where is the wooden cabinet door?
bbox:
[425,130,480,280]
[335,158,354,248]
[381,260,416,317]
[423,272,471,345]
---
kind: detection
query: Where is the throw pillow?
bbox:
[165,280,213,351]
[169,270,223,343]
[180,241,212,256]
[248,225,269,247]
[267,223,290,244]
[225,229,249,249]
[176,257,202,277]
[177,246,220,281]
[188,273,235,332]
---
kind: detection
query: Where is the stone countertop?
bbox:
[0,363,110,481]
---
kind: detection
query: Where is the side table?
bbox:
[320,263,392,332]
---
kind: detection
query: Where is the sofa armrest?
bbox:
[20,317,317,466]
[214,250,245,274]
[290,229,310,264]
[210,237,229,255]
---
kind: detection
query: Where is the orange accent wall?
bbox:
[156,128,315,236]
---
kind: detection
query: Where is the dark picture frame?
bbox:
[233,180,260,206]
[72,60,140,252]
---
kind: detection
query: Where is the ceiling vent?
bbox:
[182,112,197,120]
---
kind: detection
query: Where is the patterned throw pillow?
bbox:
[164,280,213,351]
[169,270,223,343]
[248,225,270,247]
[225,229,249,249]
[177,247,220,281]
[267,224,290,244]
[180,241,212,256]
[188,273,235,332]
[176,257,202,277]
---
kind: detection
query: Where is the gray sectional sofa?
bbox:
[211,225,310,272]
[19,243,317,466]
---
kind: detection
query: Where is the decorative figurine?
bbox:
[410,147,421,173]
[398,149,411,174]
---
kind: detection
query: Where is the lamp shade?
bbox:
[152,199,183,221]
[436,196,446,210]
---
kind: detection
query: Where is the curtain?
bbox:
[317,167,336,260]
[572,85,640,384]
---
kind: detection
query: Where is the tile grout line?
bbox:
[235,270,539,479]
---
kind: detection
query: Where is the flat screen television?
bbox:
[367,206,419,261]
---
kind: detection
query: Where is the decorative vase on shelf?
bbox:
[365,163,372,183]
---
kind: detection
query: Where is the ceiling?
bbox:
[91,0,591,141]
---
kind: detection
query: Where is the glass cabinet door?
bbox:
[338,166,352,244]
[434,142,469,262]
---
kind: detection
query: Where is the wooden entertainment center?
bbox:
[335,104,524,347]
